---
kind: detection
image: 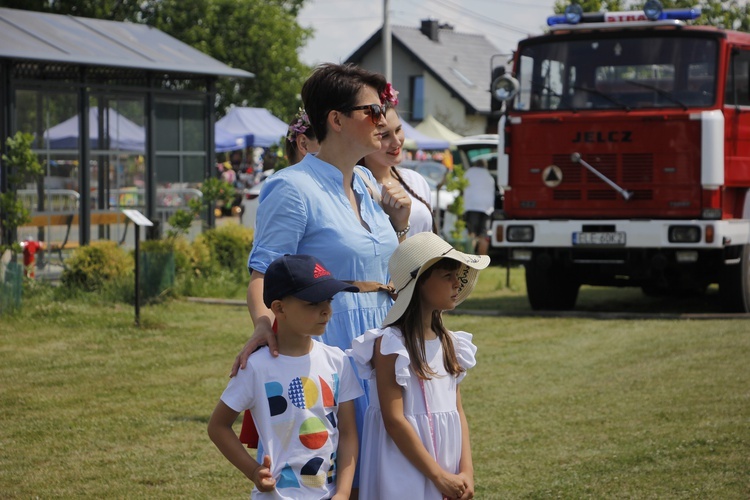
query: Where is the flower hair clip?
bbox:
[287,109,311,142]
[381,83,399,107]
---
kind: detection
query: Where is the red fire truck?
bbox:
[490,1,750,312]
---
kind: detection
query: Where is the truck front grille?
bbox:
[550,153,654,201]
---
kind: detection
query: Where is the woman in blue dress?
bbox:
[230,63,412,494]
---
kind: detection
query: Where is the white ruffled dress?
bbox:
[348,326,477,499]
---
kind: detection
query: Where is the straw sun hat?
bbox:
[383,232,490,326]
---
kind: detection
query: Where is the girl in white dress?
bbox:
[348,232,489,499]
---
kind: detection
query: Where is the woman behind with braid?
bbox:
[360,85,436,237]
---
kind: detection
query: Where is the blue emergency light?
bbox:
[547,0,701,27]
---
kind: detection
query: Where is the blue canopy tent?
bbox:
[215,125,246,153]
[214,107,287,152]
[401,120,450,150]
[43,106,145,151]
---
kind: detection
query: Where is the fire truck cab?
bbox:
[490,1,750,312]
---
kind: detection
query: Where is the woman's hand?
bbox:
[380,180,411,232]
[229,319,277,377]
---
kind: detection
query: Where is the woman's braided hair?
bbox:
[390,166,438,234]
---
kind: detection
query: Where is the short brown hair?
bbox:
[301,63,387,143]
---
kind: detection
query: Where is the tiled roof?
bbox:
[348,23,501,114]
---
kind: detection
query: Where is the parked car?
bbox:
[452,135,498,166]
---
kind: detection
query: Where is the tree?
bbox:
[0,132,43,256]
[553,0,750,31]
[0,0,155,22]
[0,0,312,121]
[151,0,312,120]
[553,0,625,14]
[660,0,750,30]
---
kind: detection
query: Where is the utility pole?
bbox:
[383,0,392,82]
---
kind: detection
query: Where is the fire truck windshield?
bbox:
[514,35,717,112]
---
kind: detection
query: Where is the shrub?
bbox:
[171,230,248,298]
[167,237,208,276]
[61,241,133,292]
[185,237,212,276]
[141,238,181,274]
[175,267,250,299]
[197,224,253,272]
[141,234,213,278]
[140,238,174,256]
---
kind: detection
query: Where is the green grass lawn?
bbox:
[1,271,748,498]
[464,265,729,315]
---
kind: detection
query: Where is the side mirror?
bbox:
[491,74,520,102]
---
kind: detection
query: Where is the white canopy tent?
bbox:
[414,115,464,143]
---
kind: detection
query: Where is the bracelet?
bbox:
[394,223,411,239]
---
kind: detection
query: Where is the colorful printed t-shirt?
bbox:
[221,342,364,499]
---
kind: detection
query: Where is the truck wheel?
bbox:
[525,261,580,310]
[719,244,750,312]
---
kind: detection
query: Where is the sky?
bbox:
[296,0,562,66]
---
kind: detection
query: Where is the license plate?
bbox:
[572,231,626,246]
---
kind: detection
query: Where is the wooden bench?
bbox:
[20,211,130,261]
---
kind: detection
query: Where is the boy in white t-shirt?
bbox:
[208,254,362,499]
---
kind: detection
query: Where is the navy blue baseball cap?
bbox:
[263,254,359,307]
